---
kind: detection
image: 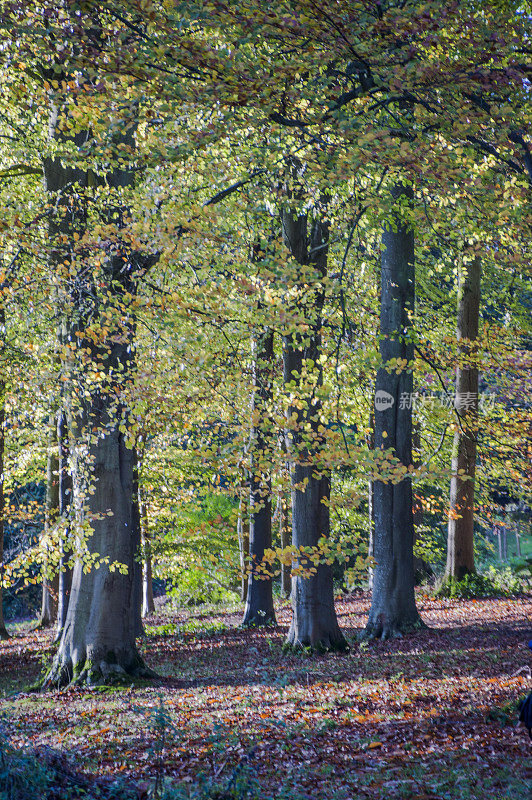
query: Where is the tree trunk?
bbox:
[412,424,433,583]
[367,413,375,591]
[495,525,502,561]
[445,257,481,580]
[502,525,507,562]
[279,492,291,598]
[36,423,60,628]
[0,372,8,640]
[44,100,151,686]
[55,407,72,640]
[363,184,423,640]
[139,484,155,617]
[132,462,145,637]
[237,492,249,602]
[281,207,345,651]
[41,92,86,644]
[48,417,147,685]
[242,327,276,627]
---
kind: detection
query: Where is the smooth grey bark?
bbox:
[501,526,507,561]
[363,185,423,640]
[445,257,481,580]
[41,93,86,645]
[0,366,8,640]
[242,326,276,627]
[367,413,375,591]
[47,264,149,684]
[48,407,146,685]
[45,102,151,686]
[237,491,249,602]
[54,407,72,641]
[279,492,291,598]
[37,424,60,628]
[139,484,155,617]
[281,208,346,651]
[141,537,155,617]
[132,461,145,637]
[515,522,521,558]
[412,425,433,583]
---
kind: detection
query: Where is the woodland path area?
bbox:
[1,593,531,800]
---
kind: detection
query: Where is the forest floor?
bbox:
[0,592,531,799]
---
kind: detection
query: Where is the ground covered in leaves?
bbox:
[1,592,531,799]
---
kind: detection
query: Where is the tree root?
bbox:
[32,618,54,632]
[283,631,349,655]
[241,613,277,629]
[41,655,160,691]
[359,617,427,642]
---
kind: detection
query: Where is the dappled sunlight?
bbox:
[1,593,530,797]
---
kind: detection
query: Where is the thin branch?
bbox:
[421,424,448,470]
[414,344,466,433]
[203,169,266,207]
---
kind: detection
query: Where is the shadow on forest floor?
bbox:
[0,593,531,799]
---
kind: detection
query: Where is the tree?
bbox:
[1,0,530,656]
[363,183,423,640]
[0,299,7,639]
[36,423,59,629]
[278,488,291,599]
[45,96,150,685]
[445,257,481,580]
[237,483,250,602]
[282,201,346,651]
[138,473,155,618]
[242,319,276,626]
[39,83,90,643]
[55,407,72,639]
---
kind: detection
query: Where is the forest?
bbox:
[0,1,531,799]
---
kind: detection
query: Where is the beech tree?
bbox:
[138,469,155,618]
[40,85,90,641]
[0,0,530,661]
[0,302,7,640]
[36,425,59,629]
[44,89,150,683]
[364,184,422,640]
[282,202,346,651]
[55,407,72,639]
[445,257,481,580]
[242,321,276,627]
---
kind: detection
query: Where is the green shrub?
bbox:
[512,555,532,580]
[436,566,528,599]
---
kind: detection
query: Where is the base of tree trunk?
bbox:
[241,610,277,628]
[33,617,55,631]
[0,626,8,640]
[42,651,158,689]
[443,566,475,582]
[284,619,349,654]
[141,601,155,618]
[360,615,426,642]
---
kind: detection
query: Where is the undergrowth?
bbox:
[0,715,136,800]
[436,566,529,599]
